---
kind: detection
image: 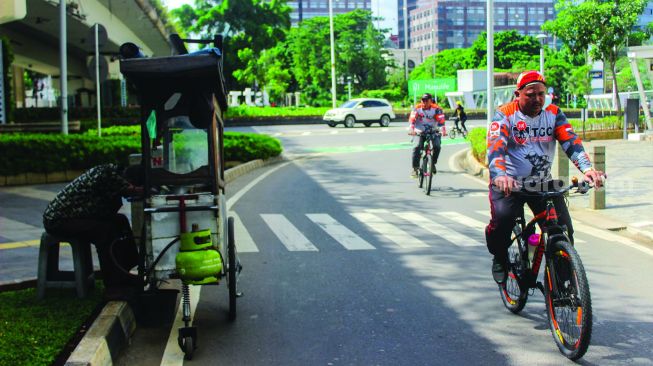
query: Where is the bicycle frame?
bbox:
[513,196,571,290]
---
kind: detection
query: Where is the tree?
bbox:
[409,48,475,79]
[470,30,540,70]
[285,9,390,105]
[170,0,291,89]
[543,0,648,114]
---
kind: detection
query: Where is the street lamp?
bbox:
[328,0,337,108]
[486,0,494,128]
[403,2,408,82]
[536,34,547,76]
[431,28,436,78]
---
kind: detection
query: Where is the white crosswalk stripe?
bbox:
[260,214,318,251]
[394,212,483,247]
[437,211,487,230]
[307,214,375,250]
[351,212,429,248]
[229,213,259,253]
[474,210,586,243]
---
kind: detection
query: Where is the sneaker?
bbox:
[410,169,418,178]
[492,256,507,284]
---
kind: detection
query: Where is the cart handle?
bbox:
[144,205,219,213]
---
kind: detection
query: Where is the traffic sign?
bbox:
[86,24,108,51]
[87,56,108,83]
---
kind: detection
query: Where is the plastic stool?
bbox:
[36,232,95,299]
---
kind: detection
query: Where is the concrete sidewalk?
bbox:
[456,138,653,243]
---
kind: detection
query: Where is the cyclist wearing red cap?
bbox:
[485,70,606,283]
[408,93,446,177]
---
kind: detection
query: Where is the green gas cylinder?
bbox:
[176,225,222,284]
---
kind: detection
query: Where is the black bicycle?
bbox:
[499,178,592,360]
[448,118,468,139]
[415,124,441,195]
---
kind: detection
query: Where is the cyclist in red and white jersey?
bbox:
[485,71,606,283]
[408,93,446,177]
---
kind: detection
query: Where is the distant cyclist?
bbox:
[408,93,446,178]
[453,101,468,133]
[485,70,606,283]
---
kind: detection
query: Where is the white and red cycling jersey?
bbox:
[409,103,446,132]
[487,100,592,184]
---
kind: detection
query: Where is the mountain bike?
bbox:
[498,178,592,360]
[415,124,441,196]
[448,118,468,139]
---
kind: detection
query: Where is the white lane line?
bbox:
[476,209,533,220]
[229,212,259,253]
[160,284,202,366]
[301,131,311,136]
[573,222,653,256]
[163,161,289,366]
[339,195,362,200]
[395,212,483,247]
[0,187,57,201]
[261,214,318,251]
[381,128,389,132]
[437,211,487,231]
[330,130,339,134]
[307,213,375,250]
[351,212,428,248]
[631,221,653,228]
[357,129,365,133]
[273,132,282,136]
[227,162,290,210]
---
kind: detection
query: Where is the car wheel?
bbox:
[344,115,356,128]
[327,122,336,127]
[379,114,391,127]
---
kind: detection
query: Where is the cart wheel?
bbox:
[227,216,237,321]
[182,336,194,360]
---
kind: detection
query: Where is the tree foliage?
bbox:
[543,0,648,113]
[169,0,291,89]
[282,9,390,105]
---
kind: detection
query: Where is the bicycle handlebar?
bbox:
[509,178,592,199]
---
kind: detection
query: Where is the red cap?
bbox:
[516,70,546,90]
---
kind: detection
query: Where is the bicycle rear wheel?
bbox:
[448,129,456,139]
[544,240,592,361]
[424,152,434,195]
[499,224,529,313]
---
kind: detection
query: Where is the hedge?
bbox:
[0,127,282,175]
[468,127,487,164]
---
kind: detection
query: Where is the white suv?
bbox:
[323,98,396,128]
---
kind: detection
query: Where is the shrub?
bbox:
[0,130,282,175]
[468,127,487,164]
[360,88,403,101]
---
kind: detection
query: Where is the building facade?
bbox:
[288,0,372,25]
[397,0,418,48]
[409,0,556,57]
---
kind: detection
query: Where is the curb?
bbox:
[63,155,284,365]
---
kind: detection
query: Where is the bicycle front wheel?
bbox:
[418,155,426,188]
[424,152,434,195]
[499,225,529,313]
[544,240,592,361]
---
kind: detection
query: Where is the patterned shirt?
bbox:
[409,103,446,131]
[487,101,592,183]
[43,164,130,227]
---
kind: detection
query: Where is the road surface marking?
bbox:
[273,132,282,136]
[229,212,259,253]
[572,222,653,256]
[0,187,57,201]
[307,213,375,250]
[475,210,587,243]
[160,284,202,366]
[394,212,483,247]
[0,239,40,250]
[357,129,365,133]
[351,211,428,248]
[261,214,318,251]
[381,128,389,132]
[330,130,339,134]
[227,162,290,210]
[437,212,487,231]
[301,131,311,136]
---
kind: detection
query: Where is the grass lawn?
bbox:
[0,284,104,366]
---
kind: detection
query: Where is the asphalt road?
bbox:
[119,121,653,366]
